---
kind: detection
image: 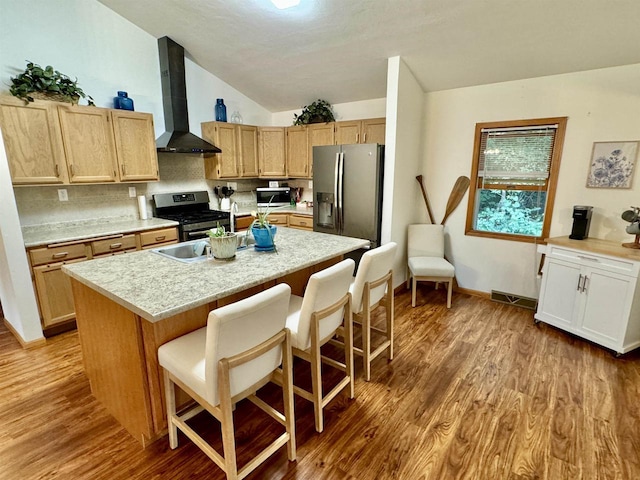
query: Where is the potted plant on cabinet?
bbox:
[207,223,237,260]
[9,61,95,105]
[293,99,335,125]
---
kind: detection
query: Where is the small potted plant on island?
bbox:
[207,222,237,260]
[250,200,281,252]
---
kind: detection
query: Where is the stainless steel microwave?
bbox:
[256,187,291,207]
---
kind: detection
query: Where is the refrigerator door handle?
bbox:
[338,152,345,234]
[334,152,341,232]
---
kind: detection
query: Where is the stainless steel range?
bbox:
[153,191,230,242]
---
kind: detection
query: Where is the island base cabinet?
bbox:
[70,255,343,446]
[535,243,640,354]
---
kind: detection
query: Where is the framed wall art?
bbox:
[587,141,639,189]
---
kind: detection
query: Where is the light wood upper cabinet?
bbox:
[238,125,259,177]
[202,122,239,179]
[202,123,259,179]
[308,123,335,177]
[335,118,386,145]
[111,110,159,181]
[286,126,309,178]
[0,96,159,186]
[0,97,67,184]
[361,117,386,144]
[335,121,362,145]
[58,105,119,183]
[258,127,287,178]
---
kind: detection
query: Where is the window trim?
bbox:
[465,117,568,243]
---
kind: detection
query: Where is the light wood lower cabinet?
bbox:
[33,257,86,329]
[288,214,313,230]
[28,227,178,335]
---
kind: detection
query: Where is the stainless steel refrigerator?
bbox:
[313,144,384,248]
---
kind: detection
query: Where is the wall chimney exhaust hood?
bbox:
[156,36,221,154]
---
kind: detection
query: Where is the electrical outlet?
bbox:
[308,180,313,189]
[128,186,137,198]
[227,182,238,190]
[58,189,68,202]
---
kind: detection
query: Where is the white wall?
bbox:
[382,57,425,287]
[0,131,43,343]
[422,63,640,298]
[271,98,386,126]
[0,0,272,342]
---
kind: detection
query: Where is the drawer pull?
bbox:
[52,252,68,259]
[109,243,123,249]
[155,236,166,241]
[577,255,599,262]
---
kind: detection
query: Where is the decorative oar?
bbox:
[416,175,435,224]
[440,176,470,225]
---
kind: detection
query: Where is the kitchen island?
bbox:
[63,227,368,446]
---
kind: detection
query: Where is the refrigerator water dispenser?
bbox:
[316,192,335,228]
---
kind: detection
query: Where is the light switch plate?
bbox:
[129,187,137,198]
[308,180,313,188]
[58,189,68,202]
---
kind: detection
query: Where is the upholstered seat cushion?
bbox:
[158,327,208,403]
[408,256,455,277]
[286,294,306,350]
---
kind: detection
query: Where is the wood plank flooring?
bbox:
[1,287,639,479]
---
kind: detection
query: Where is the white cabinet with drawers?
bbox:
[535,237,640,354]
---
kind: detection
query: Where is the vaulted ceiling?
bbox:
[98,0,640,112]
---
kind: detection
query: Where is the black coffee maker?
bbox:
[569,205,593,240]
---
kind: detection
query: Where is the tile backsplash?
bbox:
[14,154,313,226]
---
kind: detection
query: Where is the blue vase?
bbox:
[251,225,277,251]
[215,98,227,122]
[115,91,134,111]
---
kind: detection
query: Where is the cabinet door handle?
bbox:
[356,133,360,143]
[55,164,60,177]
[582,275,589,293]
[70,164,75,176]
[577,274,583,291]
[363,133,367,143]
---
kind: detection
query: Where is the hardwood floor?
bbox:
[1,287,639,479]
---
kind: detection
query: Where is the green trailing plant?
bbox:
[9,61,95,105]
[293,99,335,125]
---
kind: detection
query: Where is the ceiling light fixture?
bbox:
[271,0,300,9]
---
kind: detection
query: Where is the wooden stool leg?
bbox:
[447,278,453,308]
[412,277,417,307]
[363,306,372,381]
[386,285,394,360]
[345,305,355,399]
[163,370,179,449]
[282,333,296,460]
[311,335,324,433]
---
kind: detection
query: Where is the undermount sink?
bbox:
[152,234,254,263]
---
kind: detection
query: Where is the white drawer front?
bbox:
[547,246,638,276]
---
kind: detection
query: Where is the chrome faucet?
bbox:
[230,202,239,233]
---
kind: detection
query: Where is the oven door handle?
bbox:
[186,230,213,238]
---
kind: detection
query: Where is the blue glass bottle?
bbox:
[215,98,227,122]
[115,91,134,111]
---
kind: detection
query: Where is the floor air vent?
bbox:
[490,290,538,310]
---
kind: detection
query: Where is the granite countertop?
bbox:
[22,217,179,248]
[63,227,368,323]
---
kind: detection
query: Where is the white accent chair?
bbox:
[407,224,455,308]
[349,242,397,381]
[286,259,355,433]
[158,283,295,480]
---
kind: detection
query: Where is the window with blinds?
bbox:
[466,117,568,242]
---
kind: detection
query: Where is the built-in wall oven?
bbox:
[256,187,291,207]
[153,191,231,242]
